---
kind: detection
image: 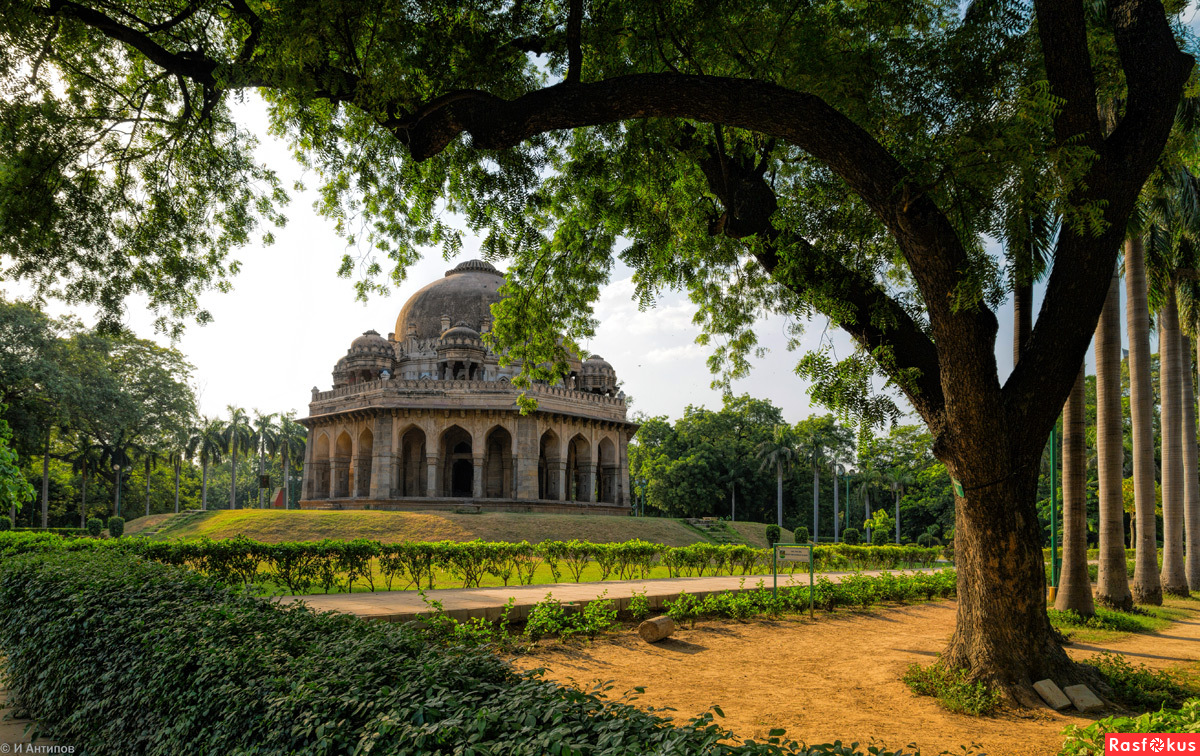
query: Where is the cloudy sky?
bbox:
[3,94,1102,427]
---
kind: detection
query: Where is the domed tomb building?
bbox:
[298,260,637,514]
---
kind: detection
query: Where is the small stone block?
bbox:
[1063,684,1104,713]
[1033,679,1071,711]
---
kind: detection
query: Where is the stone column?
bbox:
[514,417,539,500]
[369,414,393,500]
[553,460,567,501]
[580,464,597,503]
[619,433,631,507]
[300,427,315,500]
[472,453,485,499]
[426,454,439,498]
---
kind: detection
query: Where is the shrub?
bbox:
[916,533,938,548]
[86,518,103,537]
[626,589,651,621]
[871,527,891,546]
[793,526,810,543]
[842,528,861,545]
[106,516,124,538]
[0,516,9,532]
[902,662,1003,716]
[1061,699,1200,754]
[1090,652,1196,709]
[765,524,781,546]
[9,550,939,755]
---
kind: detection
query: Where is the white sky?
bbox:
[1,94,1128,427]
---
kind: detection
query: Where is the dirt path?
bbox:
[511,600,1200,756]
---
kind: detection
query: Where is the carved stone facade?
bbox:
[299,260,638,515]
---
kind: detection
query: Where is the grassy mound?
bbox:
[143,509,794,546]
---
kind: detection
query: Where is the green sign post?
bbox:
[772,542,814,618]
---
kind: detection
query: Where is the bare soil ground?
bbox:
[512,599,1200,756]
[142,509,792,546]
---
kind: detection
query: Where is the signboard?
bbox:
[776,546,811,563]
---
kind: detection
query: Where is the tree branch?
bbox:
[565,0,582,84]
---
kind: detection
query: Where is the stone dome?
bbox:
[583,354,613,371]
[395,259,503,341]
[349,329,391,353]
[441,321,482,341]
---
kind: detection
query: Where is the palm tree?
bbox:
[833,462,844,542]
[1157,278,1189,596]
[1126,235,1164,605]
[192,418,224,511]
[222,406,252,510]
[1181,329,1200,591]
[887,467,917,544]
[277,414,307,510]
[798,432,829,542]
[1095,264,1133,609]
[856,463,885,542]
[252,411,278,509]
[66,441,102,528]
[141,448,159,518]
[756,425,797,529]
[172,428,195,514]
[1054,366,1095,617]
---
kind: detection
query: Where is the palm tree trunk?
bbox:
[776,464,783,529]
[145,459,152,518]
[1184,332,1200,591]
[1054,366,1095,616]
[864,488,871,543]
[1160,284,1189,595]
[894,485,900,544]
[230,441,238,510]
[812,466,819,542]
[41,430,50,528]
[1126,236,1163,604]
[201,460,209,511]
[833,463,840,542]
[173,461,181,514]
[282,446,289,511]
[1096,266,1133,609]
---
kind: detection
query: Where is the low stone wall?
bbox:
[298,497,630,517]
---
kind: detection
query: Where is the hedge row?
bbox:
[0,549,938,755]
[0,531,942,594]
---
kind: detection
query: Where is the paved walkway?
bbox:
[282,569,934,623]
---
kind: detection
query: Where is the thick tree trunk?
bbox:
[1184,333,1200,591]
[1055,366,1096,616]
[1095,267,1133,609]
[1126,237,1163,604]
[1160,286,1189,596]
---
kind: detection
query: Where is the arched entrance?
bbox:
[538,429,561,500]
[334,431,352,498]
[484,426,513,498]
[440,426,474,497]
[566,434,592,502]
[598,437,617,503]
[398,427,427,497]
[312,433,331,499]
[356,428,374,498]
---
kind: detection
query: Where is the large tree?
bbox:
[1,0,1193,701]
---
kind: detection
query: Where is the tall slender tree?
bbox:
[1095,265,1133,609]
[756,425,797,529]
[251,411,277,509]
[192,418,224,511]
[276,414,307,510]
[1127,236,1164,605]
[1158,282,1189,595]
[222,406,251,510]
[1181,330,1200,590]
[1054,367,1095,616]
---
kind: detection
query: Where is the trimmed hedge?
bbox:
[0,531,942,594]
[0,550,935,755]
[12,527,89,536]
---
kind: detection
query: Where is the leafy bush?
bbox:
[12,527,89,536]
[793,526,810,543]
[842,528,861,545]
[1060,699,1200,754]
[871,528,891,546]
[5,550,947,755]
[902,662,1003,716]
[106,516,124,538]
[916,533,939,548]
[1090,652,1196,710]
[627,589,651,621]
[765,524,781,547]
[0,516,9,532]
[86,517,103,537]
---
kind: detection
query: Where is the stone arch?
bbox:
[397,425,427,497]
[483,425,514,498]
[597,436,618,504]
[356,427,374,498]
[312,432,331,499]
[333,431,352,498]
[440,425,474,497]
[566,433,593,502]
[538,429,562,500]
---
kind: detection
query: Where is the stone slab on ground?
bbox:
[282,569,936,624]
[1032,679,1071,711]
[1062,684,1104,713]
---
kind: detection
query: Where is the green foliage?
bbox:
[902,663,1003,716]
[0,516,9,532]
[627,590,651,621]
[6,549,937,755]
[842,528,861,545]
[106,516,124,538]
[871,528,891,547]
[85,518,103,537]
[794,526,810,543]
[1089,652,1196,710]
[0,407,33,515]
[916,533,938,548]
[765,525,781,547]
[1060,699,1200,754]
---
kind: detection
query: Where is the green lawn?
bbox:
[1048,596,1196,643]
